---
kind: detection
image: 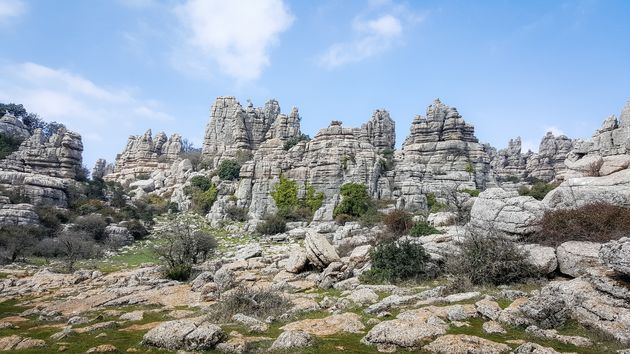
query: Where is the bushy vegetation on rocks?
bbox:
[282,133,310,151]
[185,175,218,215]
[217,159,241,180]
[256,214,287,235]
[225,206,248,221]
[530,202,630,246]
[361,239,440,283]
[383,209,414,235]
[447,230,536,285]
[334,183,374,218]
[409,222,442,237]
[268,176,325,226]
[518,182,558,200]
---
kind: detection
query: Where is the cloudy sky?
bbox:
[0,0,629,169]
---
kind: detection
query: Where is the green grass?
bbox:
[0,272,9,279]
[447,317,625,354]
[92,239,160,273]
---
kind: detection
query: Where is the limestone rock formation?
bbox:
[490,137,530,181]
[543,169,630,210]
[0,201,39,225]
[526,132,573,181]
[395,99,492,211]
[0,127,83,179]
[91,158,113,180]
[103,129,183,185]
[599,237,630,276]
[361,109,395,152]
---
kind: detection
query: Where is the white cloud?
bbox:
[0,62,175,166]
[319,2,423,68]
[173,0,294,81]
[0,0,26,23]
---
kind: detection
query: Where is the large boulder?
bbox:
[423,334,510,354]
[556,241,602,277]
[142,319,226,350]
[269,331,313,350]
[599,237,630,276]
[469,188,545,237]
[304,231,340,269]
[521,244,557,274]
[543,169,630,210]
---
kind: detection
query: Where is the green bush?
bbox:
[361,240,439,283]
[530,202,630,246]
[271,175,299,212]
[518,182,557,200]
[217,159,241,180]
[359,208,384,227]
[189,175,212,191]
[426,193,447,213]
[256,214,287,235]
[333,183,373,218]
[191,186,218,214]
[383,209,414,236]
[409,222,442,237]
[71,214,108,241]
[334,213,353,225]
[283,133,310,151]
[123,219,149,240]
[447,231,536,285]
[35,205,69,236]
[461,189,480,197]
[0,133,23,159]
[165,264,193,281]
[304,184,325,213]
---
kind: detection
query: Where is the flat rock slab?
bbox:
[281,313,364,336]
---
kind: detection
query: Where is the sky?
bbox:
[0,0,629,169]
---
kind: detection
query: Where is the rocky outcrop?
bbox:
[526,132,573,182]
[599,237,630,276]
[361,109,395,152]
[0,202,39,226]
[469,188,545,237]
[0,127,82,179]
[304,231,341,269]
[103,129,183,185]
[91,158,113,180]
[142,319,226,350]
[490,137,531,181]
[543,168,630,210]
[395,99,492,211]
[0,113,30,141]
[565,99,630,177]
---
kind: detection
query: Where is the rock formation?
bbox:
[103,129,183,185]
[0,113,30,141]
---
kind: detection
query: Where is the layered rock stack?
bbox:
[102,129,183,185]
[565,99,630,178]
[489,137,531,181]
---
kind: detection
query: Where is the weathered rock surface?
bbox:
[0,202,39,225]
[281,313,364,336]
[0,113,30,141]
[269,330,313,350]
[556,241,602,277]
[423,334,510,354]
[543,169,630,210]
[142,318,226,350]
[599,237,630,276]
[304,231,340,269]
[522,244,557,274]
[469,188,545,237]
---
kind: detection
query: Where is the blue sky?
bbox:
[0,0,629,169]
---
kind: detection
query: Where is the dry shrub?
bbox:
[531,202,630,246]
[383,209,414,235]
[208,286,289,321]
[447,230,536,285]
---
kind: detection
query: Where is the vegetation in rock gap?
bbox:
[409,221,443,237]
[0,133,23,159]
[268,176,325,226]
[283,133,310,150]
[184,175,218,214]
[447,230,536,285]
[271,175,299,212]
[153,213,218,280]
[361,239,440,283]
[518,181,558,200]
[333,183,374,218]
[426,192,447,213]
[217,159,241,180]
[531,202,630,246]
[225,205,248,221]
[256,214,287,235]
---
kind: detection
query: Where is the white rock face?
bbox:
[556,241,602,277]
[0,113,30,141]
[469,188,545,237]
[543,169,630,210]
[427,212,457,227]
[285,249,308,273]
[599,237,630,276]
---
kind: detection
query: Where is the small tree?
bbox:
[361,239,440,283]
[271,175,299,212]
[153,214,218,281]
[57,230,102,272]
[71,214,108,241]
[304,184,325,213]
[0,225,43,263]
[333,183,373,218]
[383,209,414,236]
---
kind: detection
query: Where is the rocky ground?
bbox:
[1,221,628,354]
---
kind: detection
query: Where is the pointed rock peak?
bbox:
[142,129,152,138]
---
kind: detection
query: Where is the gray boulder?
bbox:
[142,319,226,350]
[556,241,602,277]
[269,330,313,350]
[599,237,630,276]
[304,231,340,269]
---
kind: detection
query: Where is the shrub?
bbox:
[409,222,442,237]
[333,183,373,218]
[426,193,446,213]
[136,173,150,180]
[361,239,440,283]
[461,189,480,197]
[153,214,218,280]
[531,202,630,246]
[71,214,108,241]
[122,219,148,240]
[383,209,414,236]
[217,159,241,180]
[359,208,384,227]
[0,225,43,263]
[225,206,248,222]
[271,175,299,212]
[518,182,557,200]
[208,286,289,321]
[335,213,353,225]
[283,133,310,151]
[0,133,23,159]
[447,231,536,285]
[35,205,69,236]
[189,175,212,191]
[56,230,102,272]
[191,185,218,215]
[256,214,286,235]
[304,184,325,213]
